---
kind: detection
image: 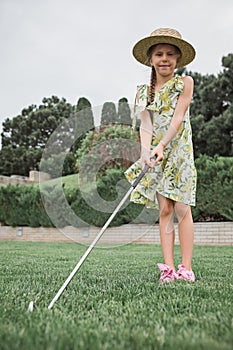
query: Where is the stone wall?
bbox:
[0,222,232,246]
[0,171,51,186]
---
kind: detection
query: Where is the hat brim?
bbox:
[132,35,195,68]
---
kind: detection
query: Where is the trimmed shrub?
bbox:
[0,156,232,227]
[75,125,140,175]
[69,169,157,227]
[192,155,233,221]
[0,185,52,227]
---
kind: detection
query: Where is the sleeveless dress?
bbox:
[125,74,197,209]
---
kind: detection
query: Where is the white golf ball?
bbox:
[28,301,34,312]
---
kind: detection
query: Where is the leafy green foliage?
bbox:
[0,96,74,176]
[188,53,233,157]
[192,155,233,221]
[1,53,233,178]
[0,156,232,226]
[70,168,156,227]
[2,96,73,149]
[191,73,224,121]
[75,124,140,174]
[189,53,233,121]
[219,53,233,106]
[0,185,52,227]
[191,106,233,157]
[0,242,232,350]
[40,152,76,178]
[0,146,43,176]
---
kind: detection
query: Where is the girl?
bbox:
[125,28,197,283]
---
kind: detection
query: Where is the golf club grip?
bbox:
[132,156,157,189]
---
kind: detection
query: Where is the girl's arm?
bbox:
[140,110,154,167]
[151,76,194,162]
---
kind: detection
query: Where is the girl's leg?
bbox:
[174,203,194,270]
[156,193,175,270]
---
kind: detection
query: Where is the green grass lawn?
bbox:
[0,242,232,350]
[35,173,79,190]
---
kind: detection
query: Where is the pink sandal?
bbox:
[157,263,178,283]
[177,264,195,282]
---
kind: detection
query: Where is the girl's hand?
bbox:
[140,149,152,168]
[140,148,157,168]
[151,142,164,163]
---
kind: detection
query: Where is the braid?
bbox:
[148,66,156,105]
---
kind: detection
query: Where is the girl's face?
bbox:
[150,44,181,77]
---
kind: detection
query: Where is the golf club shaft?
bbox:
[48,158,155,310]
[48,186,134,309]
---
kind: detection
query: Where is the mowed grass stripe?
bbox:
[0,242,232,350]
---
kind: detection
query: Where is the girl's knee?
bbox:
[159,199,174,217]
[175,203,191,223]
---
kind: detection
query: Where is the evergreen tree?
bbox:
[219,53,233,107]
[191,105,233,157]
[76,97,94,132]
[0,96,73,176]
[189,53,233,157]
[189,54,233,121]
[1,96,73,149]
[72,97,94,152]
[100,102,117,126]
[117,98,132,126]
[175,67,188,76]
[188,72,222,121]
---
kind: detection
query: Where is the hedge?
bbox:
[0,155,232,227]
[192,155,233,221]
[0,185,52,227]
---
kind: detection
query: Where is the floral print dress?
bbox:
[125,74,197,209]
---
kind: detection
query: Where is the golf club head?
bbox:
[28,301,34,312]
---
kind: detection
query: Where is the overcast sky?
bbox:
[1,0,233,139]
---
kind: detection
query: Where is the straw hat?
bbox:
[132,28,195,68]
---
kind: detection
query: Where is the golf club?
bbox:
[28,156,156,312]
